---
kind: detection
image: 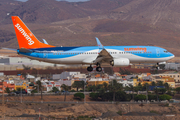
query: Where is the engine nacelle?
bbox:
[110,58,130,67]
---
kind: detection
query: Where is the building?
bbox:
[87,80,109,86]
[165,63,180,70]
[15,82,29,90]
[0,81,15,92]
[58,79,72,87]
[118,79,133,87]
[133,78,152,87]
[158,72,180,83]
[53,72,83,80]
[151,75,175,88]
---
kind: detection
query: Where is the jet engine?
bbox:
[110,58,130,67]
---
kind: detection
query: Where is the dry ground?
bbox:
[0,95,180,119]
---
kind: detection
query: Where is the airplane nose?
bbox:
[170,53,175,59]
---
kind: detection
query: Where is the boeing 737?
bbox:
[11,16,174,72]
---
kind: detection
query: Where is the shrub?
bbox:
[148,94,156,101]
[89,92,99,100]
[159,94,172,101]
[150,110,160,114]
[134,94,146,101]
[69,90,76,92]
[117,110,123,115]
[31,89,37,93]
[115,91,128,101]
[74,92,85,100]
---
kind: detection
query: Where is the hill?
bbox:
[0,0,180,57]
[111,0,180,30]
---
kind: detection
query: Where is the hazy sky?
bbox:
[15,0,90,2]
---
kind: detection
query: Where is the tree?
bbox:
[96,84,103,91]
[74,92,85,100]
[151,81,156,86]
[164,83,170,90]
[61,84,69,101]
[159,88,167,94]
[71,81,84,91]
[175,87,180,94]
[129,85,135,101]
[16,88,22,92]
[157,81,164,86]
[89,92,99,100]
[153,87,159,101]
[148,94,157,101]
[5,87,10,93]
[52,87,59,92]
[142,83,150,91]
[87,85,96,92]
[35,80,43,100]
[103,82,108,92]
[159,94,172,101]
[134,94,146,101]
[108,80,123,102]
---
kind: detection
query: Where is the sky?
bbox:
[15,0,90,2]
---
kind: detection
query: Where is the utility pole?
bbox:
[146,83,148,103]
[21,87,22,103]
[84,81,86,104]
[39,108,41,120]
[2,80,5,119]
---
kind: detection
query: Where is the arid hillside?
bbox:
[111,0,180,30]
[0,0,180,57]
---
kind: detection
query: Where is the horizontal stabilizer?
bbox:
[2,48,17,51]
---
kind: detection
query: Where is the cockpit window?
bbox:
[164,51,168,53]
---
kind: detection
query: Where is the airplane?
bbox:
[11,16,175,72]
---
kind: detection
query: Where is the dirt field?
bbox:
[0,95,180,119]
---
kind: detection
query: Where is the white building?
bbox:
[42,81,61,92]
[165,63,180,70]
[58,79,72,86]
[118,79,134,87]
[53,71,85,80]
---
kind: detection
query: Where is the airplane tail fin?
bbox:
[11,16,55,49]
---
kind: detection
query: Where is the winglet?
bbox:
[43,39,49,45]
[95,37,104,49]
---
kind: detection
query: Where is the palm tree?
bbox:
[151,81,156,86]
[129,85,134,101]
[175,87,180,94]
[35,80,43,100]
[157,81,164,86]
[61,84,69,101]
[108,80,123,102]
[154,87,159,101]
[71,81,84,91]
[164,82,170,90]
[103,82,108,92]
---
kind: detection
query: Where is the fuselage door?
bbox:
[156,49,160,57]
[43,52,48,58]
